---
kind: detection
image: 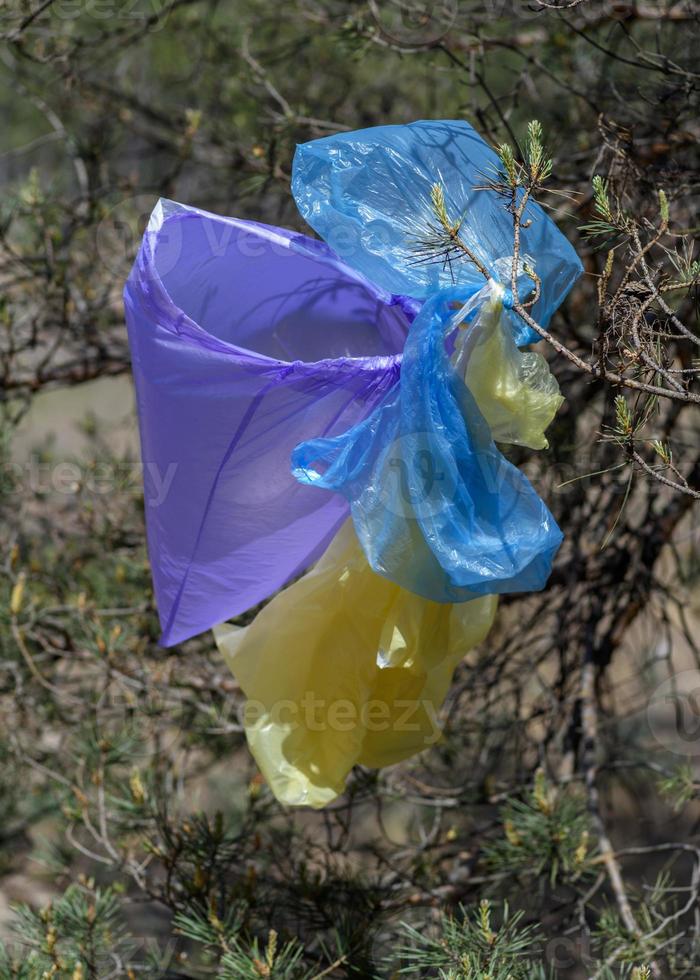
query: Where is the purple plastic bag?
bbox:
[124,200,410,645]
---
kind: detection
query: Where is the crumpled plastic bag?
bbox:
[214,520,497,808]
[290,121,581,601]
[292,284,564,604]
[453,284,564,451]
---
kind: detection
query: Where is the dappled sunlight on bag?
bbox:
[214,521,497,808]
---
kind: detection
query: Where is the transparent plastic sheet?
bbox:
[292,285,564,603]
[124,200,412,645]
[453,286,564,451]
[214,521,497,808]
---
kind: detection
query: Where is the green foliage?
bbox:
[525,120,552,185]
[658,764,697,812]
[175,908,314,979]
[666,240,700,289]
[0,884,141,979]
[614,394,634,439]
[497,141,519,188]
[393,899,547,979]
[484,771,592,886]
[592,175,614,223]
[217,931,311,980]
[579,174,633,245]
[492,119,553,192]
[595,872,700,972]
[430,182,460,238]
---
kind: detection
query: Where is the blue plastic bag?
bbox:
[292,119,582,345]
[291,121,581,601]
[292,286,562,602]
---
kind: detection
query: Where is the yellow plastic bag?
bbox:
[214,521,497,808]
[453,292,564,450]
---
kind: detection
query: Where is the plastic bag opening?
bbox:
[145,203,411,364]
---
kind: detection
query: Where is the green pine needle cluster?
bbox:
[394,900,547,980]
[174,909,312,980]
[595,872,698,973]
[657,764,698,812]
[484,771,592,886]
[580,174,634,243]
[495,119,553,191]
[0,884,141,979]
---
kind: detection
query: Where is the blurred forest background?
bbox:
[1,0,700,977]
